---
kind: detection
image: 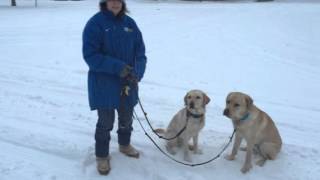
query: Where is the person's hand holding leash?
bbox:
[125,72,138,85]
[120,65,138,84]
[120,65,138,96]
[120,65,133,78]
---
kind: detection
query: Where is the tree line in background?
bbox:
[11,0,16,6]
[8,0,274,7]
[9,0,39,7]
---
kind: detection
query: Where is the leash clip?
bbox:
[121,85,130,96]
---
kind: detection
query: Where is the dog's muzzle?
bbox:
[223,109,230,117]
[189,102,195,109]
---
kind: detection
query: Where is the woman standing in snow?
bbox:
[82,0,147,175]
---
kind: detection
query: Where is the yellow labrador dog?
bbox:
[155,90,210,162]
[223,92,282,173]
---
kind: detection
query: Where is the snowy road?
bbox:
[0,0,320,179]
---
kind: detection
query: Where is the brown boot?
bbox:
[96,156,111,175]
[119,144,140,158]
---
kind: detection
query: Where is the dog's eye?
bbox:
[227,100,230,104]
[196,96,201,99]
[234,103,240,107]
[188,96,191,99]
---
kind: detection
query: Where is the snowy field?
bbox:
[0,0,320,179]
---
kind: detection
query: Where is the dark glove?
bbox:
[126,72,138,84]
[120,65,133,78]
[120,71,138,96]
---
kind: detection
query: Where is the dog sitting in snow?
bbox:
[223,92,282,173]
[155,90,210,162]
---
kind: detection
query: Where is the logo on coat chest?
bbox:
[105,27,133,33]
[124,27,133,32]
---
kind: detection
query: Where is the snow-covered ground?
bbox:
[0,0,320,179]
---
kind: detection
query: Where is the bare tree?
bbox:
[11,0,17,6]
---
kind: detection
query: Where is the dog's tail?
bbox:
[154,128,165,134]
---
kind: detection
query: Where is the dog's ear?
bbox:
[203,93,211,105]
[245,94,253,108]
[184,93,188,106]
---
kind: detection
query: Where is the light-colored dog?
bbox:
[155,90,210,162]
[223,92,282,173]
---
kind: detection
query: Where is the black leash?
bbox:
[126,79,185,140]
[137,97,189,141]
[134,98,237,167]
[122,81,236,167]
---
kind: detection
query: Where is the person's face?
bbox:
[106,0,123,16]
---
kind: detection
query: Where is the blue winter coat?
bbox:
[82,10,147,110]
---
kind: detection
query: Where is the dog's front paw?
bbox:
[188,144,195,151]
[165,146,176,155]
[240,147,247,151]
[241,163,252,174]
[193,148,203,154]
[224,154,235,161]
[256,158,266,167]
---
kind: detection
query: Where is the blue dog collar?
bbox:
[240,113,250,121]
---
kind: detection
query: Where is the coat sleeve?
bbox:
[133,22,147,81]
[82,19,126,75]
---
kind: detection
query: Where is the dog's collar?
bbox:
[187,111,204,118]
[240,113,250,121]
